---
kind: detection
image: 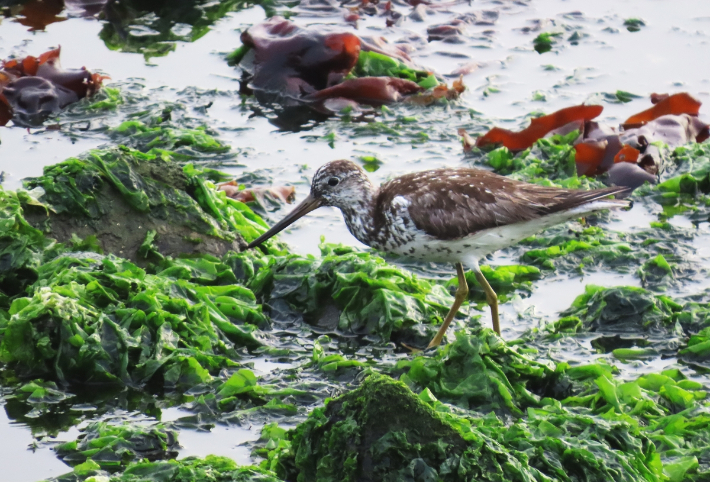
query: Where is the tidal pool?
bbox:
[1,0,710,480]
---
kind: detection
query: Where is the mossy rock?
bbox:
[281,374,531,482]
[23,147,246,264]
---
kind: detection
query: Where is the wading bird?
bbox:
[248,160,628,348]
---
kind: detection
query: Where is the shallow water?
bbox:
[2,0,710,480]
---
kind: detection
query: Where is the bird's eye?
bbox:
[328,177,339,187]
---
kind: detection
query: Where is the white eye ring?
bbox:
[328,177,339,187]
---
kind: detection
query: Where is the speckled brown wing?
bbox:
[375,168,627,240]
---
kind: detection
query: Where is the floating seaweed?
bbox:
[1,47,106,126]
[230,17,464,113]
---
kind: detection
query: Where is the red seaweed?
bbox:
[464,99,709,191]
[613,144,640,164]
[623,92,701,126]
[303,77,423,104]
[1,47,106,126]
[477,104,604,151]
[235,18,451,112]
[0,94,12,126]
[240,17,361,101]
[573,140,607,176]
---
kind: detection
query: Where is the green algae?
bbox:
[397,330,556,416]
[529,283,710,371]
[677,300,710,370]
[477,133,606,190]
[0,133,287,399]
[264,372,668,482]
[541,285,685,355]
[110,121,231,157]
[242,243,453,343]
[348,51,434,86]
[267,374,527,482]
[15,379,74,404]
[54,421,178,470]
[637,254,675,290]
[603,90,643,104]
[520,225,637,272]
[517,223,704,291]
[0,251,265,388]
[394,330,710,481]
[559,285,680,331]
[650,143,710,221]
[560,368,710,480]
[0,189,61,298]
[533,32,562,54]
[44,454,280,482]
[624,18,646,32]
[86,87,125,111]
[310,336,369,373]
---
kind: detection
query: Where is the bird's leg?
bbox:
[427,262,469,349]
[473,266,500,336]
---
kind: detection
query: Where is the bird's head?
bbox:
[310,159,371,208]
[247,160,372,249]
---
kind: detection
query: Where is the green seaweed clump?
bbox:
[269,374,538,482]
[544,285,684,355]
[244,243,452,343]
[637,254,675,290]
[681,327,710,369]
[44,454,280,482]
[54,421,178,470]
[182,367,308,418]
[533,32,562,54]
[395,331,708,480]
[309,336,369,373]
[266,373,667,482]
[624,18,646,32]
[652,143,710,221]
[397,330,556,416]
[348,51,436,87]
[561,366,710,481]
[109,120,231,158]
[520,225,637,272]
[559,285,680,332]
[0,251,265,389]
[518,223,703,290]
[0,189,60,299]
[676,298,710,369]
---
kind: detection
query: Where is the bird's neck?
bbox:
[337,185,379,247]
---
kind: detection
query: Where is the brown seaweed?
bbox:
[0,47,106,126]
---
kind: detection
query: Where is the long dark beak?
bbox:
[247,194,324,249]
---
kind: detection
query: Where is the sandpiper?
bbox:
[248,160,629,347]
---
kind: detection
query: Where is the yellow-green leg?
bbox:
[474,267,500,336]
[428,262,469,349]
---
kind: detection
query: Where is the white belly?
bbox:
[388,200,620,267]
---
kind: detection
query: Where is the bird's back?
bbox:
[374,167,628,241]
